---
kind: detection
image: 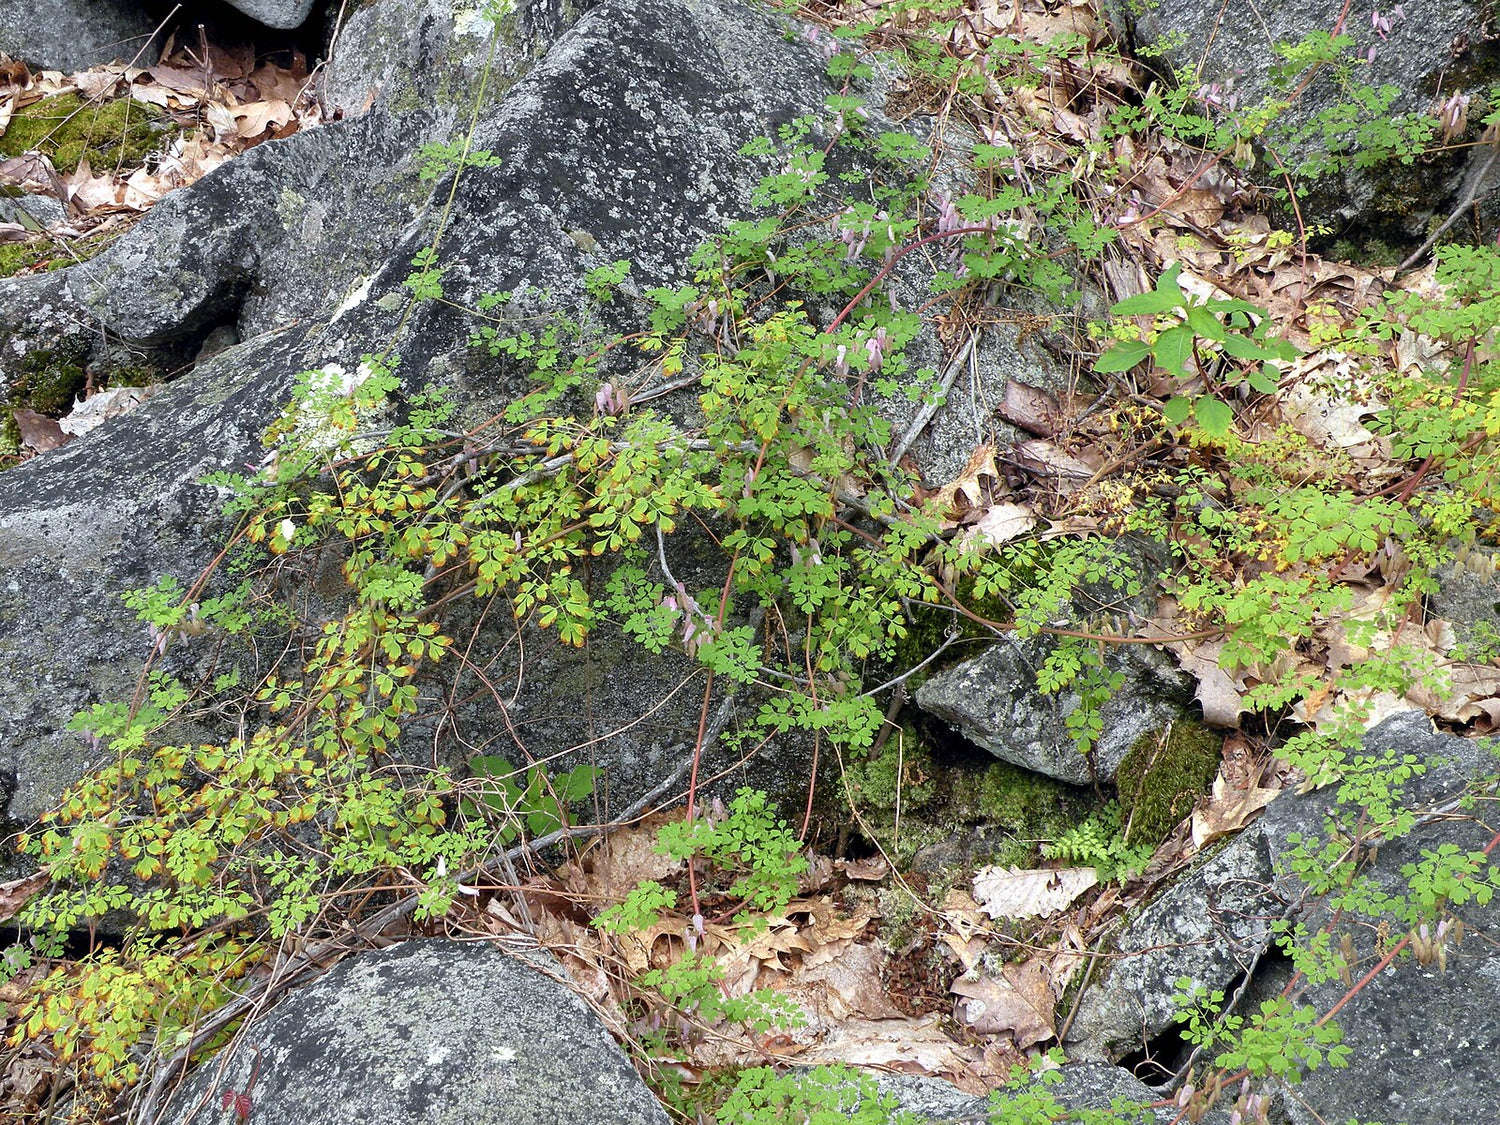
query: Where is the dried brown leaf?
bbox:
[997,378,1063,436]
[959,502,1037,551]
[796,1013,991,1084]
[0,869,48,923]
[1189,769,1281,851]
[951,958,1055,1047]
[786,942,904,1020]
[12,409,68,453]
[838,856,889,881]
[929,444,1005,521]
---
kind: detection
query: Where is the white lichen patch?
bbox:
[332,275,375,321]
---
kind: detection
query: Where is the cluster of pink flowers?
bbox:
[832,327,893,378]
[1176,1078,1268,1125]
[1367,5,1404,61]
[1193,81,1237,111]
[835,206,896,262]
[1438,91,1470,142]
[662,584,718,655]
[799,25,838,61]
[594,381,628,416]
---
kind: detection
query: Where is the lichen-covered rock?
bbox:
[160,940,670,1125]
[914,541,1194,785]
[1103,0,1500,248]
[1252,712,1500,1125]
[225,0,318,28]
[1063,710,1500,1125]
[879,1067,1231,1123]
[322,0,584,124]
[0,0,165,72]
[1428,542,1500,655]
[0,0,871,837]
[1062,827,1279,1061]
[65,109,437,348]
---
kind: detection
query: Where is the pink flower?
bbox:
[594,382,627,416]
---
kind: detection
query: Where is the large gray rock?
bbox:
[1429,542,1500,656]
[1252,712,1500,1125]
[1105,0,1500,247]
[0,0,165,72]
[1061,711,1500,1123]
[225,0,317,28]
[65,109,437,346]
[880,1067,1231,1123]
[160,939,670,1125]
[1063,828,1279,1061]
[323,0,583,123]
[0,0,873,835]
[915,540,1194,785]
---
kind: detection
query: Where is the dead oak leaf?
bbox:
[0,868,48,924]
[1189,768,1281,852]
[12,409,69,453]
[951,957,1056,1047]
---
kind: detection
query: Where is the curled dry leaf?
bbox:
[796,1013,1009,1095]
[779,941,904,1021]
[837,855,889,881]
[12,409,69,453]
[579,810,686,902]
[1409,663,1500,727]
[929,443,1005,522]
[939,887,991,970]
[971,864,1097,920]
[58,384,157,437]
[0,868,49,923]
[996,377,1063,437]
[950,957,1056,1047]
[959,501,1037,551]
[1010,438,1097,492]
[1189,768,1281,852]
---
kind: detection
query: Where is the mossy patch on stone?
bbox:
[9,338,90,415]
[842,724,937,815]
[0,230,117,278]
[0,93,172,176]
[1114,720,1221,849]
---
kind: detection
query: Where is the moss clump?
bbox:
[8,338,90,415]
[937,759,1096,870]
[0,240,53,278]
[0,230,119,278]
[1114,720,1221,848]
[0,93,171,176]
[842,725,936,814]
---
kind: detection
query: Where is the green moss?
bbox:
[0,241,48,278]
[0,230,117,278]
[1114,720,1221,848]
[0,411,20,457]
[0,93,171,176]
[9,338,90,415]
[843,724,936,814]
[102,365,161,388]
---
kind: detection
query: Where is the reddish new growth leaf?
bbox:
[222,1089,251,1122]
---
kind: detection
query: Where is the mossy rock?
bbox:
[8,337,90,415]
[0,93,172,176]
[1114,720,1221,848]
